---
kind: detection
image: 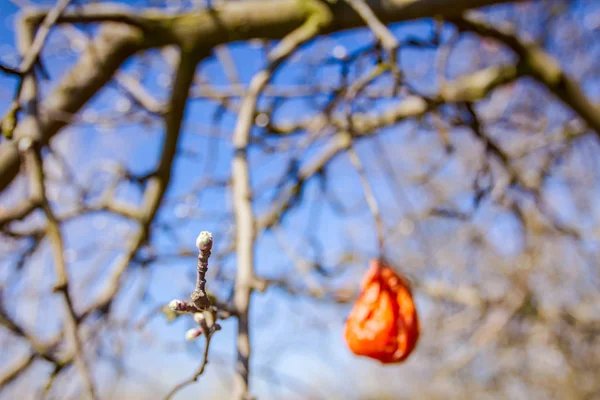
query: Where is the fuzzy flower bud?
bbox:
[195,231,213,251]
[185,327,203,341]
[168,299,189,312]
[193,312,204,326]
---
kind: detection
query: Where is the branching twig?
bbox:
[164,230,221,399]
[0,0,523,193]
[79,50,201,321]
[163,326,218,400]
[1,0,72,139]
[451,15,600,137]
[6,7,97,397]
[23,142,97,400]
[345,0,401,91]
[19,0,73,76]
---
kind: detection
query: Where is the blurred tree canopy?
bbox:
[0,0,599,399]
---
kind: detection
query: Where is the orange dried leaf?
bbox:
[344,259,419,363]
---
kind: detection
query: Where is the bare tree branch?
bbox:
[19,0,73,75]
[25,145,97,400]
[347,146,386,254]
[0,0,524,192]
[79,49,202,320]
[451,15,600,136]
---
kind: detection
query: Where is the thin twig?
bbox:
[345,0,401,91]
[163,329,216,400]
[347,146,385,256]
[0,354,36,388]
[79,50,201,320]
[451,15,600,137]
[0,0,73,138]
[19,0,73,75]
[25,144,97,400]
[190,231,213,311]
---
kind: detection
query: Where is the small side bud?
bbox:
[193,312,204,326]
[169,299,189,312]
[18,137,33,153]
[1,105,18,140]
[185,327,203,341]
[202,309,216,329]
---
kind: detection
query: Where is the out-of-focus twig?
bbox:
[230,6,332,398]
[451,15,600,137]
[347,146,386,255]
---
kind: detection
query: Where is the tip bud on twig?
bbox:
[196,231,213,251]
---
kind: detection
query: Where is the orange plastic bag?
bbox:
[344,259,419,363]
